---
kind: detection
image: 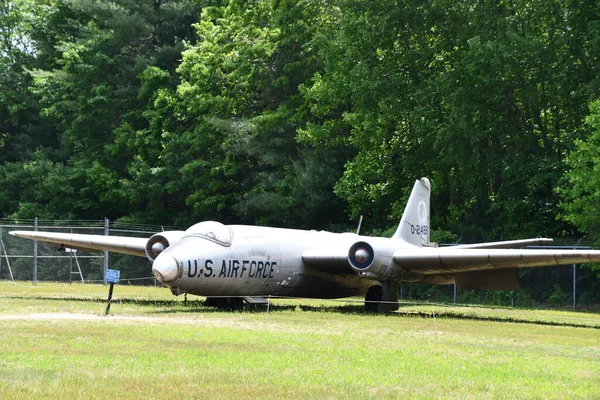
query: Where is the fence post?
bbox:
[572,239,581,311]
[33,217,38,285]
[0,226,2,278]
[572,264,576,310]
[453,284,457,304]
[104,217,109,284]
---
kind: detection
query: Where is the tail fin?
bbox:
[392,178,431,246]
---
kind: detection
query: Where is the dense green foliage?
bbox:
[2,0,600,301]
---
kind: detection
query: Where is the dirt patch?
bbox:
[0,312,342,335]
[0,312,158,322]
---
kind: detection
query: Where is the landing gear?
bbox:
[365,285,383,312]
[228,297,244,311]
[378,280,399,312]
[364,281,399,312]
[204,297,245,311]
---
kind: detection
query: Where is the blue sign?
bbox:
[105,269,120,283]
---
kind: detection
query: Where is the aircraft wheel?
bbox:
[205,297,244,311]
[365,285,383,312]
[229,297,244,311]
[204,297,220,307]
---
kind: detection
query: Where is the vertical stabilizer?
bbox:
[392,178,431,246]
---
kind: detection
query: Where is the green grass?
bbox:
[0,281,599,399]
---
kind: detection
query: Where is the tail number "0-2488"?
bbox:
[410,224,428,235]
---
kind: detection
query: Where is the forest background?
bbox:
[2,0,600,304]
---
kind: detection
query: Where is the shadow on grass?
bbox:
[137,298,368,315]
[3,295,364,313]
[4,295,599,329]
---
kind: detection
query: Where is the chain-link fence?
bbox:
[0,218,164,285]
[1,219,597,307]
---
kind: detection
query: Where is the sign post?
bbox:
[104,269,120,315]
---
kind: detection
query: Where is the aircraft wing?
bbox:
[452,238,553,249]
[302,240,594,276]
[9,231,149,257]
[393,247,600,275]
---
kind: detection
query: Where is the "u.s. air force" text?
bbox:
[186,259,276,279]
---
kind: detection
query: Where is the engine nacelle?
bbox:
[145,231,186,261]
[348,241,394,278]
[348,241,376,270]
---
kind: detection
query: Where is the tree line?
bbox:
[1,0,599,304]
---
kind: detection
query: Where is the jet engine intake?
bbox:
[144,231,186,261]
[348,241,375,270]
[348,240,398,280]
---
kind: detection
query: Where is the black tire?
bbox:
[365,285,383,312]
[205,297,244,311]
[204,297,220,307]
[228,297,244,311]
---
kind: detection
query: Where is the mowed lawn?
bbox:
[0,282,599,399]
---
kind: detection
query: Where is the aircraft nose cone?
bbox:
[152,254,179,283]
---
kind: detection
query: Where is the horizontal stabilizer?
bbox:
[9,231,148,257]
[453,238,553,249]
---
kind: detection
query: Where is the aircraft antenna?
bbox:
[356,215,363,235]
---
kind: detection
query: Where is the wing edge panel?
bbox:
[9,231,149,257]
[393,248,600,275]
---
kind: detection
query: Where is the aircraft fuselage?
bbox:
[159,225,379,298]
[13,177,600,312]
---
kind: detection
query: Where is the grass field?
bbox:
[0,281,599,399]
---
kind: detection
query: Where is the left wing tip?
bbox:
[9,231,37,239]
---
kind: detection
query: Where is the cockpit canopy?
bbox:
[183,221,233,247]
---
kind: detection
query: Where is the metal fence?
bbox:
[0,218,163,285]
[1,219,596,307]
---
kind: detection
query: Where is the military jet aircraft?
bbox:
[10,178,600,311]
